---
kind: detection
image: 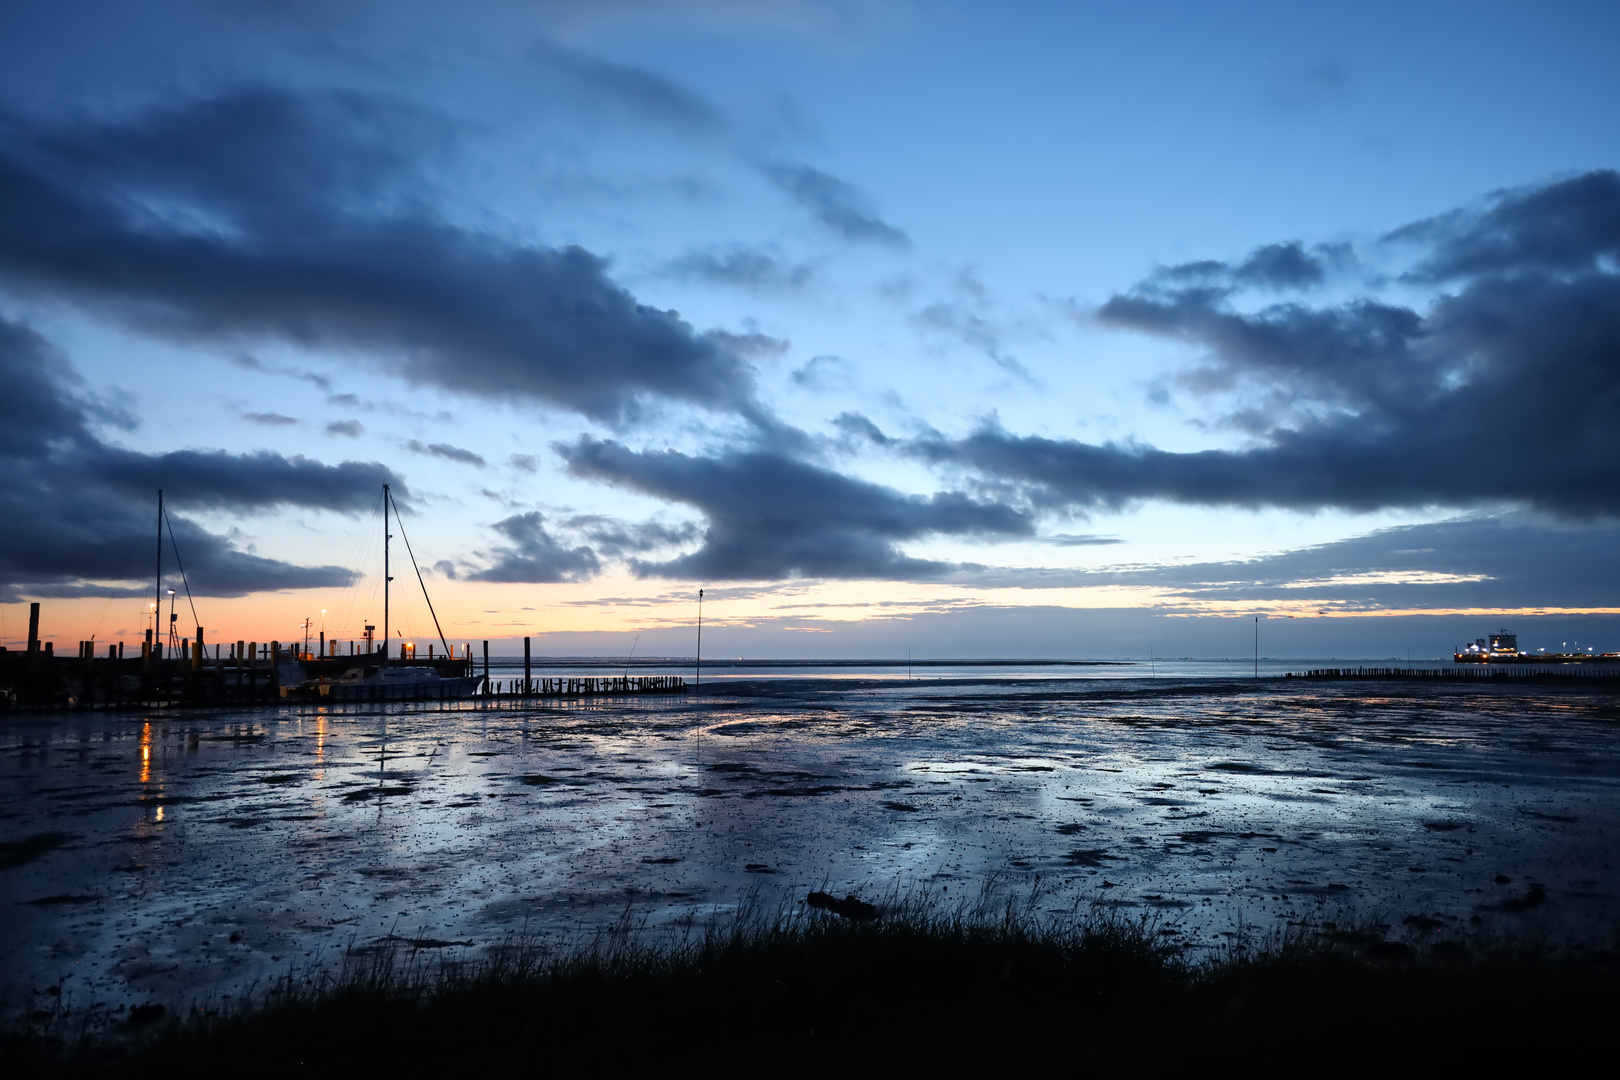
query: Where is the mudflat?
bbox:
[3,677,1617,1020]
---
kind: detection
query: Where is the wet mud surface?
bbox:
[3,677,1618,1019]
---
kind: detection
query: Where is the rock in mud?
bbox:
[806,891,879,921]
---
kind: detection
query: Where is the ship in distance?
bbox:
[1454,631,1619,664]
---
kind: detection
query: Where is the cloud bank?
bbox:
[0,89,769,425]
[558,436,1031,580]
[917,171,1620,519]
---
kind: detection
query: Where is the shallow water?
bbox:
[4,676,1619,1020]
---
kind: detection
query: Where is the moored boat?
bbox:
[281,664,480,701]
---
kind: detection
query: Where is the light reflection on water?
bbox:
[2,675,1618,1017]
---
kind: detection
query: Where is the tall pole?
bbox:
[155,490,163,660]
[1254,616,1259,678]
[696,588,703,689]
[382,483,391,662]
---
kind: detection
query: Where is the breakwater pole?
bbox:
[479,674,688,699]
[473,640,688,699]
[476,641,686,702]
[1288,666,1620,683]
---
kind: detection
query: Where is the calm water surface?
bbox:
[4,675,1618,1020]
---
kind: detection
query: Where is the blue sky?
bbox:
[2,1,1618,658]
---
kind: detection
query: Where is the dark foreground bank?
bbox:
[7,892,1619,1075]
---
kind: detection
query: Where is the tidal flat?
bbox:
[3,676,1618,1022]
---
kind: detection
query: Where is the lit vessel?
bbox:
[1454,631,1619,664]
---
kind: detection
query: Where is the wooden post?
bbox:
[524,636,531,694]
[483,640,490,696]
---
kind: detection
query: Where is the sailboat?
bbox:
[281,484,482,702]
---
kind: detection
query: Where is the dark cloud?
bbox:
[1157,240,1335,290]
[667,246,814,291]
[326,419,363,437]
[831,411,893,446]
[531,42,725,134]
[0,317,392,599]
[562,514,701,557]
[925,172,1620,518]
[1045,534,1121,547]
[1066,514,1620,614]
[465,511,601,583]
[557,436,1032,580]
[1395,170,1620,281]
[762,161,909,247]
[0,88,766,425]
[702,329,791,358]
[407,440,485,467]
[245,411,298,426]
[509,453,539,472]
[1234,242,1327,288]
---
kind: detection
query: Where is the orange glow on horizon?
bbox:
[10,572,1620,648]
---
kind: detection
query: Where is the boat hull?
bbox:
[280,676,482,702]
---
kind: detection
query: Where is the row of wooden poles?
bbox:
[1290,666,1620,679]
[481,676,688,698]
[482,637,690,698]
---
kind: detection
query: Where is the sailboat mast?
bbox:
[389,487,450,657]
[155,489,163,658]
[383,483,391,660]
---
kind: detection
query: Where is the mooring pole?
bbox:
[524,636,531,694]
[696,588,703,690]
[483,639,490,697]
[1254,616,1259,678]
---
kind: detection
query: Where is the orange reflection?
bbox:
[139,721,152,785]
[314,714,328,780]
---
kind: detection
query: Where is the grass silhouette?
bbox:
[8,881,1618,1073]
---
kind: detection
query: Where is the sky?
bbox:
[2,0,1619,660]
